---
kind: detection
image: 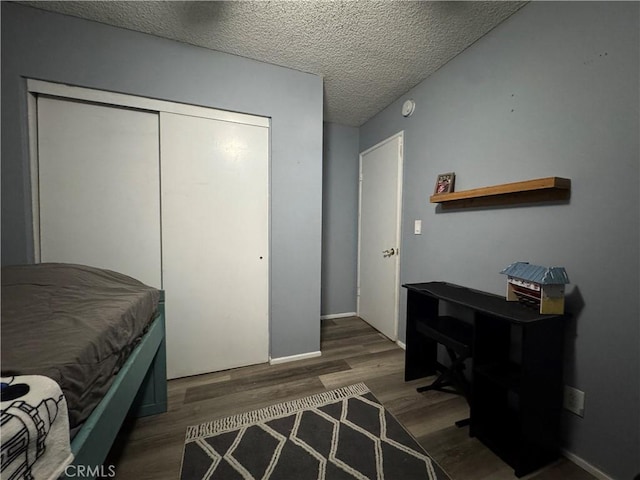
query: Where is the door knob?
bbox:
[382,248,396,257]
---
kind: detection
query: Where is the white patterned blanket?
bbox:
[1,375,74,480]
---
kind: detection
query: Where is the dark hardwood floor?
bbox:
[107,317,595,480]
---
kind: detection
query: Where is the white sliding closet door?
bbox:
[37,96,162,288]
[160,112,269,379]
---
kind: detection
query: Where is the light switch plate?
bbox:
[414,220,422,235]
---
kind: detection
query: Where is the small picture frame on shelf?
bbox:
[434,172,455,195]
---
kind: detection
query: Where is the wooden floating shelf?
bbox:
[430,177,571,210]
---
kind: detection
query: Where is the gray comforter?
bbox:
[1,263,160,431]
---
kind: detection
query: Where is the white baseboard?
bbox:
[396,340,406,350]
[562,449,614,480]
[269,351,322,365]
[320,312,357,320]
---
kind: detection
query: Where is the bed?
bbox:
[1,263,167,479]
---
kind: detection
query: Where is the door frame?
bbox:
[356,131,404,341]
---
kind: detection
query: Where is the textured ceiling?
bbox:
[18,1,527,126]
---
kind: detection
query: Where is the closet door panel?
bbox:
[160,112,269,379]
[37,96,162,288]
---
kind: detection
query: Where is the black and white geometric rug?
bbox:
[180,383,450,479]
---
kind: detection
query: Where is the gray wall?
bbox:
[1,3,323,359]
[321,122,359,316]
[360,2,639,478]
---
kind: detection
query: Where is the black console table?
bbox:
[404,282,566,477]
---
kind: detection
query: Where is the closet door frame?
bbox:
[26,80,272,371]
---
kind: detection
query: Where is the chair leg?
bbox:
[417,348,472,428]
[416,365,458,394]
[444,347,471,400]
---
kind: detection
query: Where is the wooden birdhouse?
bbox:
[500,262,569,314]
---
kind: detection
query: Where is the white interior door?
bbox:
[357,132,403,340]
[36,96,162,288]
[160,112,269,379]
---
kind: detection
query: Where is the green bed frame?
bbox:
[67,292,168,477]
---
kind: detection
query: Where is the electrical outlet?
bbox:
[563,385,585,417]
